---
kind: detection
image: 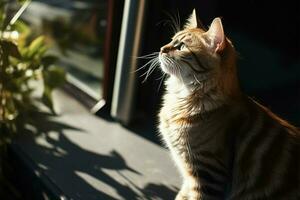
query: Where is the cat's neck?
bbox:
[164,76,226,115]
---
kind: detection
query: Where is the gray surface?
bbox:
[15,90,180,200]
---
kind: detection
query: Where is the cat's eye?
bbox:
[174,42,185,51]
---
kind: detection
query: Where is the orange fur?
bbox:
[157,11,300,200]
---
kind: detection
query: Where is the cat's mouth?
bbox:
[158,53,179,76]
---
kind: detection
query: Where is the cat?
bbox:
[156,9,300,200]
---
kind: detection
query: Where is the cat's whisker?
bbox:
[157,73,167,92]
[164,57,180,81]
[164,57,172,66]
[163,11,181,34]
[155,73,166,81]
[136,52,159,59]
[156,19,177,32]
[142,58,160,82]
[164,20,178,35]
[193,75,201,85]
[133,57,158,73]
[135,55,159,60]
[140,60,157,77]
[172,10,181,35]
[143,69,156,82]
[176,11,181,30]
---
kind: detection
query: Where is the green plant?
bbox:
[0,0,66,138]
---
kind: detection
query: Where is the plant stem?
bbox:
[0,80,5,123]
[8,0,31,27]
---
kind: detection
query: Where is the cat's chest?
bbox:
[159,101,187,130]
[159,97,229,150]
[159,101,195,147]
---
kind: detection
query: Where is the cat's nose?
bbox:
[160,45,175,54]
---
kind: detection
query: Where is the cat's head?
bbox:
[159,9,237,91]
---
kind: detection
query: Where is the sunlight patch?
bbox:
[75,170,119,199]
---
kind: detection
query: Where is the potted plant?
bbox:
[0,0,65,196]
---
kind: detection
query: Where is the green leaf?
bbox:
[5,97,18,121]
[41,55,58,68]
[0,5,5,30]
[17,0,28,3]
[42,86,55,114]
[27,36,45,58]
[12,20,30,34]
[1,40,22,59]
[37,45,48,57]
[43,66,66,89]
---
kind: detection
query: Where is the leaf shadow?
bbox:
[14,111,178,200]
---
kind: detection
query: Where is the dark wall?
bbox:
[217,1,300,126]
[136,0,300,126]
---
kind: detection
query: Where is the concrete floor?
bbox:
[14,90,181,200]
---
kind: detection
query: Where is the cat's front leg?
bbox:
[188,186,201,200]
[175,182,189,200]
[175,180,202,200]
[176,179,202,200]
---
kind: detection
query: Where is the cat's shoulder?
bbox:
[246,96,300,138]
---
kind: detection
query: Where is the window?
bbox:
[22,0,123,107]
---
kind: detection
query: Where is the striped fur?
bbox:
[158,11,300,200]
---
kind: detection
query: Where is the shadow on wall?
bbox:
[12,111,178,200]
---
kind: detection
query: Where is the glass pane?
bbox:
[22,0,108,99]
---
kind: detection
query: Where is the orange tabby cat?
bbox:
[157,9,300,200]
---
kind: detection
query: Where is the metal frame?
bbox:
[111,0,147,125]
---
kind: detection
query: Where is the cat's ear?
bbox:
[184,9,198,29]
[205,18,225,53]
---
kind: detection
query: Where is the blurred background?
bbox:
[21,0,109,99]
[18,0,299,135]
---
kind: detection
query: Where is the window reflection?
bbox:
[22,0,108,99]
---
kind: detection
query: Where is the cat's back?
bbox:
[245,97,300,147]
[231,97,300,200]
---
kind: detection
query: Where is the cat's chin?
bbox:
[159,64,170,74]
[160,65,178,77]
[159,56,174,75]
